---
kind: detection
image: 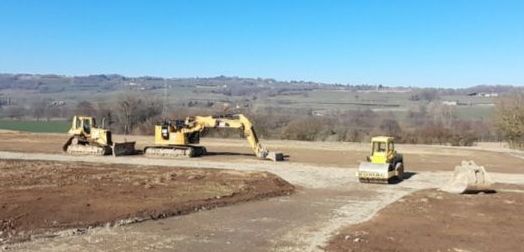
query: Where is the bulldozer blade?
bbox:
[266,151,284,162]
[111,142,136,157]
[440,161,494,194]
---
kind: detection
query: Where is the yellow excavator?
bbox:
[62,116,136,156]
[357,136,404,183]
[144,113,284,161]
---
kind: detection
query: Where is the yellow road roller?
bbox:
[357,136,404,184]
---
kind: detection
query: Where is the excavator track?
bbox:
[144,146,207,158]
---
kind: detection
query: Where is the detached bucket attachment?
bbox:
[112,142,136,156]
[440,161,494,194]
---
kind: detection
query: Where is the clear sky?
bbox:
[0,0,523,87]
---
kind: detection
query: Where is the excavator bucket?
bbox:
[266,151,284,162]
[440,161,494,194]
[111,142,136,157]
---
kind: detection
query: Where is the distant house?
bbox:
[467,92,498,97]
[312,110,326,117]
[50,100,65,106]
[442,100,458,106]
[478,92,498,97]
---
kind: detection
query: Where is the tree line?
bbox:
[0,92,523,149]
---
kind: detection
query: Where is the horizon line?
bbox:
[1,71,522,90]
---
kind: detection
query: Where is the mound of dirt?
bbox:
[327,184,524,252]
[0,159,294,244]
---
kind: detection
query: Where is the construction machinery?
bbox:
[62,116,136,156]
[144,113,284,161]
[357,136,404,183]
[440,161,494,194]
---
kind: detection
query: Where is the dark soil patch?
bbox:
[0,159,294,244]
[327,184,524,252]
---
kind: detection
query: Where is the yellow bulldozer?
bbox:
[144,113,284,161]
[62,116,136,156]
[357,136,404,183]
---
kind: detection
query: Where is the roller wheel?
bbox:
[395,162,404,180]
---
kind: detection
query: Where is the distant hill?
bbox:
[0,73,521,95]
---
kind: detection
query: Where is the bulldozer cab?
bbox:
[69,116,96,136]
[369,136,395,164]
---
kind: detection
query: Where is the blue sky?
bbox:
[0,0,523,87]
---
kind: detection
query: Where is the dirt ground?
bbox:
[1,132,524,251]
[0,132,523,173]
[326,184,524,252]
[0,159,293,245]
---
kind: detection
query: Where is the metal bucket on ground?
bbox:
[440,161,494,194]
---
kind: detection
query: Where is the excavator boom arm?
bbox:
[185,114,281,161]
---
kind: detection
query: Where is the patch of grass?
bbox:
[454,105,494,120]
[0,119,69,133]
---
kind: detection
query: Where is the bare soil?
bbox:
[1,132,524,251]
[1,132,523,173]
[0,159,294,244]
[326,184,524,252]
[0,132,65,154]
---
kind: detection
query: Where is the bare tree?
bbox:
[4,106,26,119]
[30,100,48,121]
[428,102,457,128]
[280,117,325,141]
[74,101,96,116]
[410,88,440,102]
[494,93,524,149]
[115,95,140,134]
[114,95,162,134]
[378,118,401,137]
[96,102,114,129]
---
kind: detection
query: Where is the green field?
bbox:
[0,120,69,133]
